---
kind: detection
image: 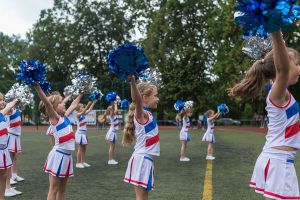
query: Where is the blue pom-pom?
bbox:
[217,104,229,115]
[121,99,130,109]
[40,81,51,94]
[105,91,117,103]
[174,100,185,112]
[16,60,46,85]
[234,0,300,37]
[107,44,149,80]
[89,90,103,101]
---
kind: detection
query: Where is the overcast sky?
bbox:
[0,0,54,38]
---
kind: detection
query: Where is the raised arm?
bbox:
[209,112,220,121]
[128,75,147,123]
[85,101,96,114]
[1,99,18,116]
[63,95,72,104]
[65,94,83,117]
[34,84,60,124]
[76,101,93,118]
[270,30,290,106]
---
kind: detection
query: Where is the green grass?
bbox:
[9,128,300,199]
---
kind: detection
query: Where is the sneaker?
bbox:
[5,188,18,197]
[11,187,22,195]
[108,160,118,165]
[180,157,191,162]
[10,178,17,185]
[76,163,85,168]
[82,162,91,167]
[14,175,24,182]
[206,155,215,160]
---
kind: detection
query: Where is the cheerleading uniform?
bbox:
[179,116,191,141]
[75,115,88,145]
[0,113,12,169]
[46,125,53,136]
[249,91,300,199]
[105,114,119,143]
[44,116,75,178]
[7,109,22,153]
[124,110,160,190]
[202,118,215,143]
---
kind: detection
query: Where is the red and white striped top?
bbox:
[52,117,75,151]
[206,118,215,133]
[181,116,190,133]
[109,115,119,131]
[76,115,87,132]
[7,109,21,136]
[0,113,8,146]
[133,110,160,156]
[264,91,300,150]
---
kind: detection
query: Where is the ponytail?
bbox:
[122,103,136,146]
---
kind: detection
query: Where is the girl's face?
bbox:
[0,95,5,110]
[143,87,159,109]
[77,104,84,112]
[288,53,300,85]
[186,109,192,117]
[208,111,215,117]
[55,98,66,114]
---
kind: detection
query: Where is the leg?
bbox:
[108,142,115,161]
[56,177,68,200]
[81,145,87,163]
[76,145,82,164]
[208,143,214,156]
[10,153,18,179]
[134,186,148,200]
[47,175,60,200]
[180,141,186,159]
[0,169,7,200]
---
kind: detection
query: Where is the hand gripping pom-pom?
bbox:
[5,83,35,110]
[105,92,117,103]
[107,44,149,80]
[217,104,229,115]
[174,100,185,113]
[121,99,130,109]
[16,60,46,85]
[234,0,300,37]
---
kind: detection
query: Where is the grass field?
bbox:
[8,127,300,200]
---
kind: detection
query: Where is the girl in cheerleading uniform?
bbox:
[202,110,220,160]
[34,83,83,200]
[123,75,160,200]
[105,102,119,165]
[75,100,96,168]
[179,107,192,162]
[0,94,19,199]
[230,31,300,199]
[6,108,24,183]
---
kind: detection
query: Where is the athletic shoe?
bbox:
[82,163,91,167]
[206,155,215,160]
[5,188,18,197]
[11,187,22,195]
[108,160,118,165]
[13,175,24,182]
[180,157,190,162]
[76,163,85,168]
[10,178,17,185]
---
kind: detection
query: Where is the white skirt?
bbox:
[44,148,74,178]
[7,133,22,153]
[179,131,191,141]
[105,127,117,143]
[124,154,155,190]
[202,131,215,143]
[249,149,299,199]
[75,131,88,145]
[0,146,12,169]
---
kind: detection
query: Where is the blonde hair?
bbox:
[205,109,214,117]
[39,94,62,119]
[122,83,157,146]
[229,48,299,99]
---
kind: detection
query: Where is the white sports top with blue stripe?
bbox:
[133,110,160,157]
[7,109,21,136]
[180,116,190,133]
[109,115,119,131]
[0,113,8,146]
[52,116,75,152]
[206,118,215,133]
[263,91,300,150]
[76,115,87,132]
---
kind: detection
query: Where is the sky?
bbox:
[0,0,54,38]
